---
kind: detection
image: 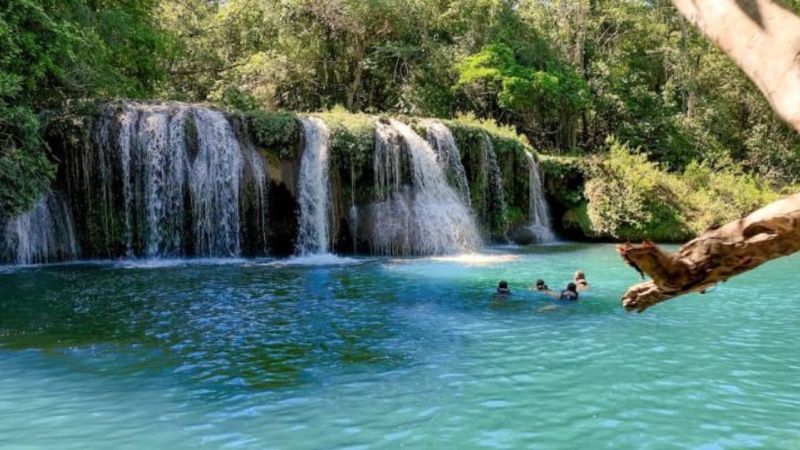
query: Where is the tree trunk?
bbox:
[346,38,365,112]
[670,0,800,132]
[619,194,800,312]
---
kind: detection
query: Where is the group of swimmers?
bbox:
[496,271,590,301]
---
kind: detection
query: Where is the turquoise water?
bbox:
[1,244,799,449]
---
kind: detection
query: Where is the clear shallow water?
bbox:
[1,244,799,449]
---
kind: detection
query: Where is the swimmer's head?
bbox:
[498,280,508,290]
[535,279,546,289]
[574,271,586,281]
[566,282,577,292]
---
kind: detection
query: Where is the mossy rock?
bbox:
[244,110,300,159]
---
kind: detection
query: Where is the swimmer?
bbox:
[496,280,511,295]
[574,270,589,291]
[559,282,579,301]
[533,279,549,291]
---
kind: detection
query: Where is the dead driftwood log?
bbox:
[618,194,800,312]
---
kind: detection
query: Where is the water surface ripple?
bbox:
[1,244,799,449]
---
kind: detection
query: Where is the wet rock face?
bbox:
[509,226,538,246]
[50,102,271,259]
[23,102,556,263]
[266,181,298,256]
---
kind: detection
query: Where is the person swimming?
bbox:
[496,280,511,295]
[559,282,579,301]
[533,279,549,291]
[574,270,589,291]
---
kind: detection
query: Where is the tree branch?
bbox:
[619,194,800,312]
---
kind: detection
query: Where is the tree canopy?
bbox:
[3,0,800,214]
[0,0,167,214]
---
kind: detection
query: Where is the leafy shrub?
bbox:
[317,107,376,169]
[245,110,299,158]
[578,138,781,242]
[0,146,55,217]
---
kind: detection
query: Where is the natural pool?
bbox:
[1,244,799,449]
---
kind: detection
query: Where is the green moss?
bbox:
[317,107,376,170]
[450,113,531,144]
[316,108,380,206]
[245,110,299,159]
[563,203,595,238]
[539,155,585,209]
[443,117,537,239]
[505,205,526,227]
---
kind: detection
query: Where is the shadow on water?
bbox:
[0,244,651,392]
[0,262,413,390]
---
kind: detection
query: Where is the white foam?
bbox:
[385,251,519,266]
[366,120,481,256]
[524,151,555,242]
[114,258,247,269]
[264,253,363,267]
[296,117,332,255]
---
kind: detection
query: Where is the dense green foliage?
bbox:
[547,139,783,242]
[0,0,167,214]
[4,0,800,242]
[156,0,800,184]
[245,110,299,158]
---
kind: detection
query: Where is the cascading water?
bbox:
[190,108,245,256]
[424,120,471,206]
[364,120,481,255]
[16,101,551,264]
[1,192,78,264]
[524,151,555,242]
[62,102,269,259]
[245,142,270,255]
[133,106,188,257]
[295,117,332,255]
[347,160,359,253]
[479,133,508,237]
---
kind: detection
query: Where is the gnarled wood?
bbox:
[619,194,800,312]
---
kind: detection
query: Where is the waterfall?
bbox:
[365,120,480,255]
[190,108,244,256]
[62,102,269,259]
[348,159,358,253]
[424,120,471,206]
[295,117,332,255]
[1,192,78,265]
[117,107,137,256]
[21,101,550,263]
[247,143,270,255]
[479,133,508,237]
[524,151,555,242]
[136,106,188,257]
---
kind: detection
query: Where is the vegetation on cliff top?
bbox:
[4,0,800,242]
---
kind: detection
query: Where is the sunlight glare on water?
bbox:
[427,252,521,266]
[1,244,799,449]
